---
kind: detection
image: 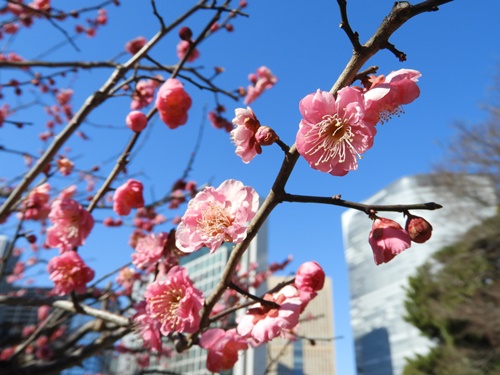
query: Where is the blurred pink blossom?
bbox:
[20,182,51,221]
[113,179,145,216]
[176,40,200,62]
[132,232,168,270]
[125,36,147,55]
[47,251,95,295]
[244,66,277,105]
[155,78,192,129]
[199,328,248,373]
[46,198,94,252]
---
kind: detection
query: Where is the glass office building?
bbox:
[341,174,497,375]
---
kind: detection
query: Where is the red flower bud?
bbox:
[178,26,193,41]
[405,214,433,244]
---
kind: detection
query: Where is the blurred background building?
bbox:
[266,275,336,375]
[341,174,497,375]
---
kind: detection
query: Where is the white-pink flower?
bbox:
[237,285,301,344]
[296,87,376,176]
[231,107,262,163]
[175,179,259,253]
[144,266,204,336]
[46,198,94,252]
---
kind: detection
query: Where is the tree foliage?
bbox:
[404,213,500,375]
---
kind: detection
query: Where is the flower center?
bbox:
[149,288,183,328]
[306,114,356,164]
[197,202,234,240]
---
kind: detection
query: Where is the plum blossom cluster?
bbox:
[296,69,421,176]
[175,179,259,253]
[369,213,433,265]
[242,66,278,105]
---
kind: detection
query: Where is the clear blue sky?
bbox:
[1,1,500,374]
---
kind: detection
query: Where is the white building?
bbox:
[341,174,497,375]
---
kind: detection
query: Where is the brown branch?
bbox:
[337,0,362,51]
[330,0,453,94]
[14,327,130,375]
[281,193,443,214]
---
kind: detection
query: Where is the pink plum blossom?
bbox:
[125,36,147,55]
[113,179,145,216]
[46,198,94,252]
[145,266,204,335]
[237,285,301,344]
[244,66,278,105]
[175,179,259,253]
[155,78,192,129]
[369,217,412,265]
[176,40,200,62]
[296,87,376,176]
[363,69,421,125]
[199,328,249,373]
[20,182,51,221]
[131,232,168,270]
[231,107,262,163]
[131,79,160,110]
[56,157,74,176]
[47,251,95,295]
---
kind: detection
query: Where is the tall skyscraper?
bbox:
[266,275,336,375]
[341,174,497,375]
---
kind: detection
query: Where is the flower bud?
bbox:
[255,126,278,146]
[178,26,193,41]
[295,261,325,292]
[126,111,147,132]
[405,214,433,244]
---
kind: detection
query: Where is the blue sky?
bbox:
[1,1,500,374]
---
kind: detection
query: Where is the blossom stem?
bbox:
[228,282,280,309]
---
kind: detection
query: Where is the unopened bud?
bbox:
[255,126,278,146]
[178,26,193,41]
[126,111,147,132]
[26,234,37,244]
[405,214,433,244]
